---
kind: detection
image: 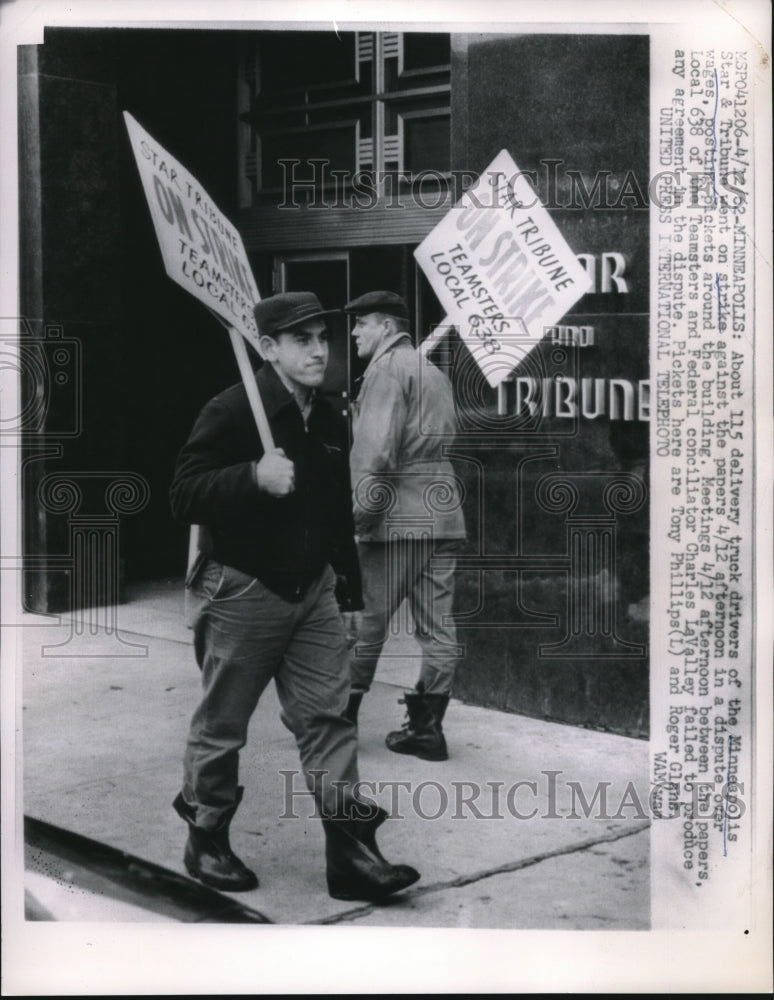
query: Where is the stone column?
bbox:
[37,472,150,657]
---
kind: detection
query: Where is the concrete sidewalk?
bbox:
[20,579,650,928]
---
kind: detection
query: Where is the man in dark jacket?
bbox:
[169,291,418,901]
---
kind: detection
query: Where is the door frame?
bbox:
[274,250,350,299]
[273,251,352,421]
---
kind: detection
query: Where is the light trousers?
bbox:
[351,538,461,697]
[182,560,359,829]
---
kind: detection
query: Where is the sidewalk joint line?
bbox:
[27,615,196,648]
[306,821,651,925]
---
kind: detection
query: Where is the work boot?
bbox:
[344,690,364,725]
[173,789,258,892]
[322,805,420,902]
[385,683,450,761]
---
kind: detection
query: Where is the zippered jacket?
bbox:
[169,363,363,609]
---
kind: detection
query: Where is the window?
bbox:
[239,30,451,202]
[259,32,359,93]
[401,32,451,75]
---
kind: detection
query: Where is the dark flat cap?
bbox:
[343,290,409,321]
[253,292,339,338]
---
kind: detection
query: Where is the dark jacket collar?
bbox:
[255,362,323,421]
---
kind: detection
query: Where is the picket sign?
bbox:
[123,112,276,575]
[123,111,262,347]
[414,148,592,386]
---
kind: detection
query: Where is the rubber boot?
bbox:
[279,709,296,735]
[173,788,259,892]
[322,806,420,902]
[344,690,364,725]
[385,683,450,761]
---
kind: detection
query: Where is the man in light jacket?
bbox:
[344,290,466,761]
